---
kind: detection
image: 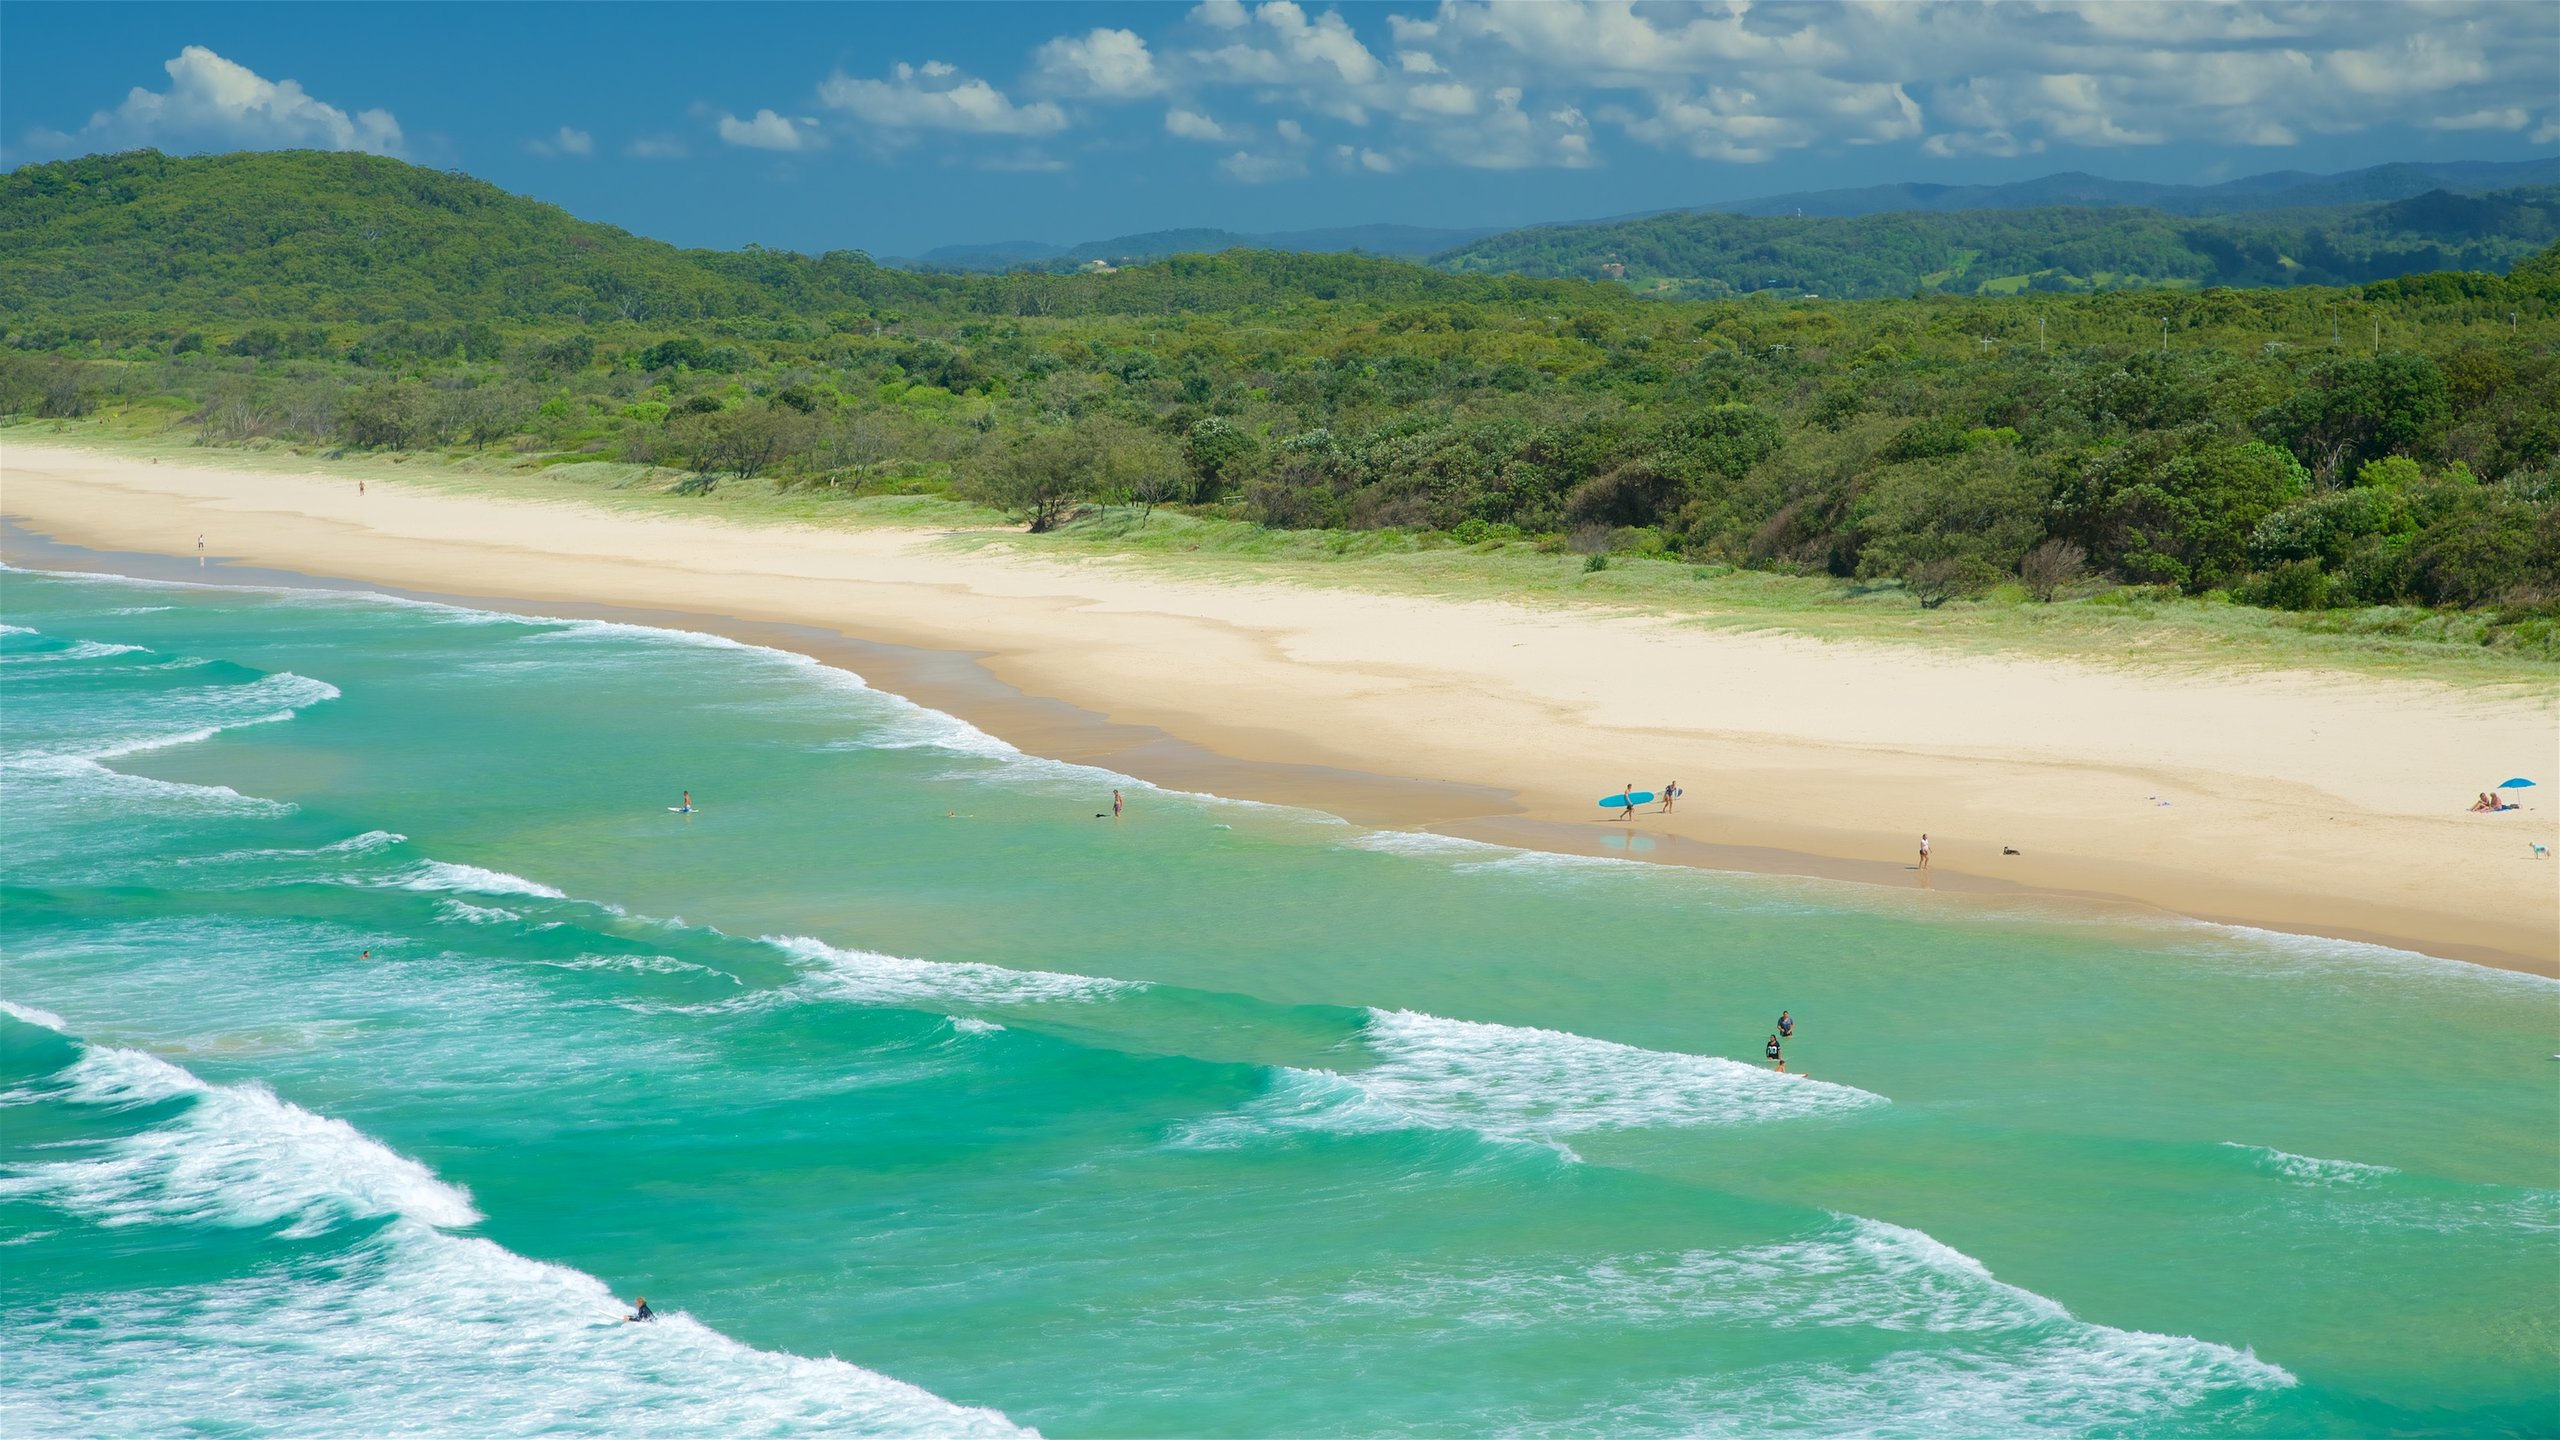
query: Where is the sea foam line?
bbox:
[1176,1008,1884,1153]
[0,1043,478,1237]
[765,934,1140,1009]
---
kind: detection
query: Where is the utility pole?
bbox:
[2159,316,2168,356]
[2038,315,2046,353]
[2371,317,2379,355]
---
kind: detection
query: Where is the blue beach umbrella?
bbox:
[2497,778,2537,790]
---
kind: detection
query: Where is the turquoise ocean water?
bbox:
[2,563,2552,1437]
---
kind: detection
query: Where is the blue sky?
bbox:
[6,2,2555,257]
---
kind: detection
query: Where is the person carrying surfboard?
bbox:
[1618,784,1638,821]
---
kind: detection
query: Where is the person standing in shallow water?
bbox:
[1113,789,1123,819]
[1777,1010,1793,1039]
[1765,1034,1785,1072]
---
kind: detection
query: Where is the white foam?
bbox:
[2221,1143,2398,1186]
[399,861,568,900]
[1180,1010,1883,1151]
[75,671,342,761]
[0,1000,69,1033]
[0,754,294,815]
[0,637,150,664]
[0,622,35,635]
[1318,1215,2288,1434]
[948,1016,1007,1035]
[438,899,524,925]
[765,934,1139,1009]
[0,1222,1029,1439]
[538,953,741,983]
[1345,830,1515,860]
[0,1044,478,1237]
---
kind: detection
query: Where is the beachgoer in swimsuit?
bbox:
[1113,789,1123,818]
[1765,1035,1785,1072]
[1619,784,1637,821]
[1777,1010,1792,1039]
[1659,781,1680,813]
[1918,833,1931,870]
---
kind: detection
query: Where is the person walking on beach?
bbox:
[1618,784,1638,821]
[1917,833,1931,871]
[1777,1010,1793,1039]
[1765,1034,1785,1072]
[1659,780,1682,814]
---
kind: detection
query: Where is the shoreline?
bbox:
[4,440,2553,975]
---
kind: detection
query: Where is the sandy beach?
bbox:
[5,439,2554,973]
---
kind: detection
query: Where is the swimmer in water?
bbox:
[1765,1034,1785,1072]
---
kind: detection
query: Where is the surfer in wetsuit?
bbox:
[1777,1010,1793,1039]
[625,1296,654,1323]
[1765,1034,1784,1072]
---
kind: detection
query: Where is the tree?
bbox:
[670,405,813,493]
[2254,353,2449,484]
[337,382,434,449]
[2018,538,2086,602]
[1183,416,1258,498]
[2054,431,2309,592]
[966,424,1096,532]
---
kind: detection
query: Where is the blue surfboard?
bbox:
[1597,792,1655,808]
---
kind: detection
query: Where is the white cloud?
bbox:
[1217,148,1306,183]
[2537,113,2560,145]
[717,108,815,151]
[1190,0,1250,30]
[819,62,1067,135]
[2424,106,2529,132]
[526,125,593,158]
[25,45,401,158]
[1165,107,1234,142]
[1036,28,1162,97]
[627,136,688,160]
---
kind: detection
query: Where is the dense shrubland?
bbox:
[5,151,2556,648]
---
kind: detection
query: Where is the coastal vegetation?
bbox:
[5,149,2557,657]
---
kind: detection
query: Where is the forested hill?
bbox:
[1433,188,2560,298]
[0,150,1577,337]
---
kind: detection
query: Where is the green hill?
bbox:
[0,150,1556,339]
[1434,189,2560,298]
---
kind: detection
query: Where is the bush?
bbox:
[2253,559,2333,611]
[2018,538,2086,602]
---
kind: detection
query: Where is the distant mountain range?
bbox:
[888,158,2560,273]
[1677,157,2560,220]
[1434,185,2560,298]
[894,223,1499,272]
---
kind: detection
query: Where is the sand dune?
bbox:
[5,440,2552,972]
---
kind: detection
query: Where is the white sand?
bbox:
[6,441,2553,971]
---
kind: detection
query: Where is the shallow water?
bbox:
[3,566,2552,1437]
